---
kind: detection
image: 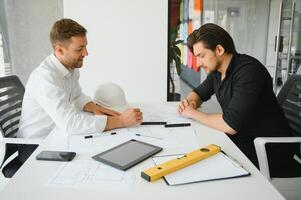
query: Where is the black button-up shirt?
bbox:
[194,53,292,166]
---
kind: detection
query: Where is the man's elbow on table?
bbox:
[225,126,237,135]
[221,114,237,135]
[223,121,237,135]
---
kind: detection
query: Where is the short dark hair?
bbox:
[187,23,236,54]
[50,18,87,48]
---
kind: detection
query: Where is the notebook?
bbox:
[152,152,250,186]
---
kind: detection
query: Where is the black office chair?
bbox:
[254,74,301,199]
[0,75,39,178]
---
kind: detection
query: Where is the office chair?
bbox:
[0,75,40,178]
[254,74,301,200]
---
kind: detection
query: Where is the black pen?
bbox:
[84,132,116,139]
[164,123,191,128]
[141,122,167,125]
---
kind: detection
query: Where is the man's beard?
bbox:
[67,59,83,69]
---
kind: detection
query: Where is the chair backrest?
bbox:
[0,75,24,168]
[0,75,24,138]
[277,74,301,137]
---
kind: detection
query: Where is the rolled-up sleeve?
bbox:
[222,65,265,132]
[33,71,107,135]
[193,74,215,102]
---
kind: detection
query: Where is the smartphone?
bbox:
[36,150,76,161]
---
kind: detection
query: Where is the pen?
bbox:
[84,132,116,139]
[141,122,167,125]
[164,123,191,128]
[135,134,162,140]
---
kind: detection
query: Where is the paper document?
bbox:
[141,104,193,124]
[46,160,135,191]
[68,128,132,151]
[62,103,198,152]
[152,152,250,186]
[127,126,199,151]
[68,126,199,154]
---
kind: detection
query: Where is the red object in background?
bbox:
[170,0,181,27]
[170,0,203,73]
[189,49,200,72]
[188,50,193,68]
[188,21,193,34]
[194,0,203,12]
[192,56,200,72]
[192,56,198,72]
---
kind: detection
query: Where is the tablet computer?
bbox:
[92,139,162,170]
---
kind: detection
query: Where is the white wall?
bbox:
[63,0,168,102]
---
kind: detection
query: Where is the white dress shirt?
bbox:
[18,54,107,138]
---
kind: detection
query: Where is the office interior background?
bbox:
[0,0,301,102]
[0,0,300,198]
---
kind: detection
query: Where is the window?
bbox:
[0,33,11,77]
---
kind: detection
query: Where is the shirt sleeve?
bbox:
[193,74,215,102]
[72,70,93,110]
[32,71,107,135]
[222,65,267,132]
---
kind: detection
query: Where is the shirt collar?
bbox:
[225,53,238,77]
[50,53,73,78]
[212,53,238,83]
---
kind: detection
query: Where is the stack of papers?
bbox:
[152,152,250,186]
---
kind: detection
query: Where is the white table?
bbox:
[0,103,285,200]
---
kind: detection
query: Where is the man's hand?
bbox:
[179,104,197,119]
[119,108,143,127]
[177,99,198,119]
[84,102,120,116]
[105,108,143,131]
[178,99,197,114]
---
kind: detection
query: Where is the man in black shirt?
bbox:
[178,23,293,168]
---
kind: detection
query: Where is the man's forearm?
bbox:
[104,116,123,131]
[189,110,236,135]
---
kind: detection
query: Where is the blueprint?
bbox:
[46,160,135,191]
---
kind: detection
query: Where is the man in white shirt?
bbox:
[17,18,142,162]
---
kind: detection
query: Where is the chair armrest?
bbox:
[0,138,43,170]
[254,137,301,180]
[0,138,42,145]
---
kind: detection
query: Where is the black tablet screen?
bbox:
[92,140,162,170]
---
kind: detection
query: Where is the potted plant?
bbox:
[168,25,183,101]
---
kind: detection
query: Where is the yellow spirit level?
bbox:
[141,144,221,182]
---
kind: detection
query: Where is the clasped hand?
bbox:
[177,99,197,118]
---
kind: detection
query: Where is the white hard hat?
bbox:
[93,82,131,113]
